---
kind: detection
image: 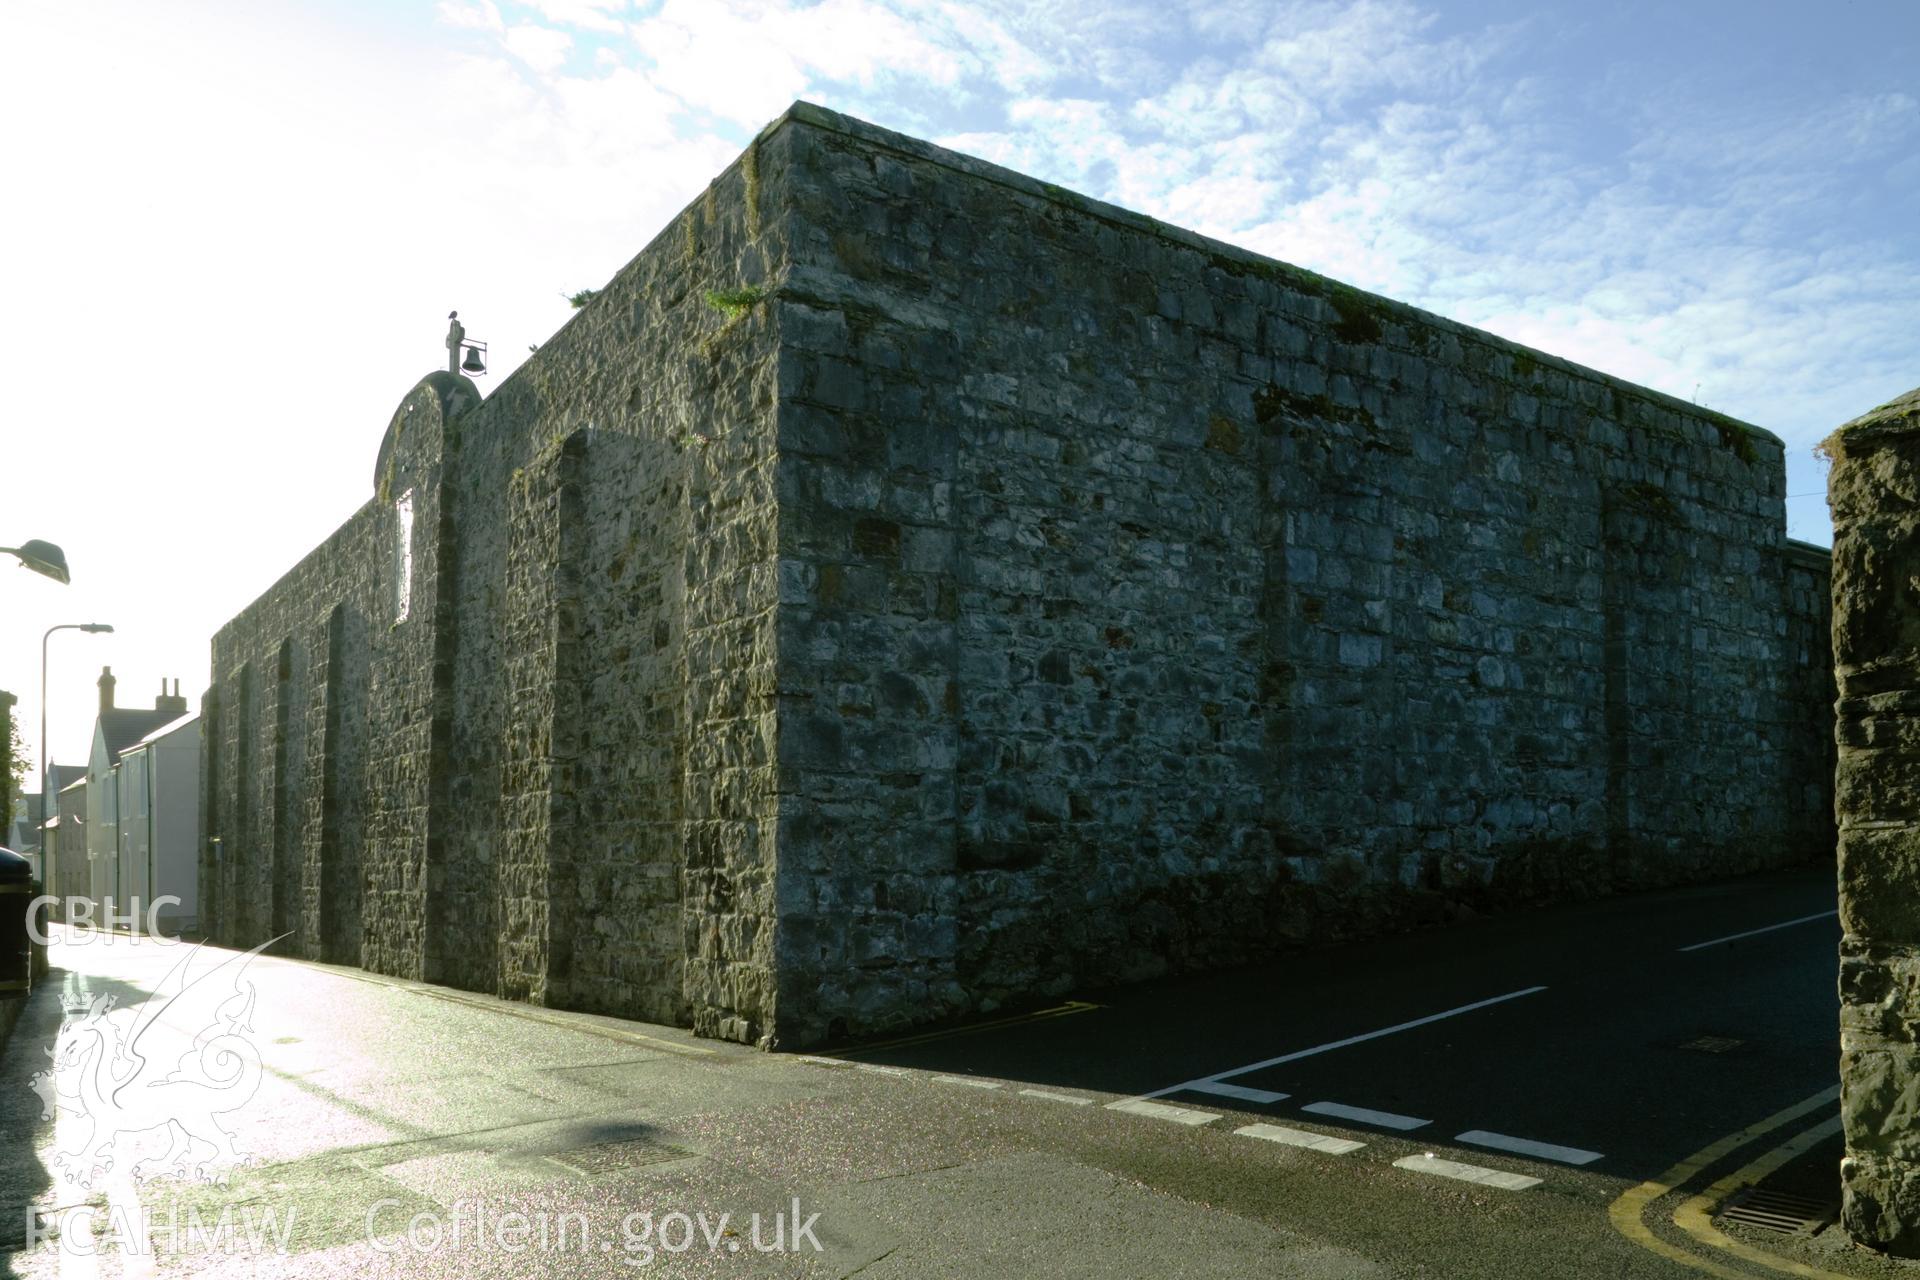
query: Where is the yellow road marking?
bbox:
[828,1001,1101,1056]
[1607,1086,1839,1279]
[1673,1114,1851,1279]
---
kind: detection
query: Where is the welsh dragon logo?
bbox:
[29,937,284,1188]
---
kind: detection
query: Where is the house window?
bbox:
[394,489,415,622]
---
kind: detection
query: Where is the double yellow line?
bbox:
[1608,1086,1850,1278]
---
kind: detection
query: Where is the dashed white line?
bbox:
[1106,1099,1221,1126]
[1455,1130,1602,1166]
[1019,1088,1094,1106]
[1140,986,1547,1100]
[1186,1081,1290,1104]
[1236,1123,1366,1155]
[932,1075,1002,1090]
[1393,1154,1541,1191]
[855,1063,911,1077]
[1676,910,1837,953]
[796,1055,848,1068]
[1301,1102,1430,1131]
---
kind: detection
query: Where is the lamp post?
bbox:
[2,540,71,585]
[41,623,114,827]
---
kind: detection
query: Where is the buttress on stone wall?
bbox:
[204,103,1834,1048]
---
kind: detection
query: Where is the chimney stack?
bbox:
[155,677,188,717]
[98,666,116,714]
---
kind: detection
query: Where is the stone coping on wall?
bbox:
[224,97,1798,642]
[522,97,1786,461]
[762,99,1785,455]
[1785,538,1834,571]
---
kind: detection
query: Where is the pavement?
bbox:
[0,865,1907,1279]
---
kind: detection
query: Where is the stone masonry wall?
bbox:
[1828,386,1920,1254]
[768,104,1834,1043]
[430,120,788,1036]
[207,102,1833,1051]
[1784,540,1837,856]
[206,124,787,1042]
[205,507,384,962]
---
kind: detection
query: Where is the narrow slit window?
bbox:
[394,489,415,622]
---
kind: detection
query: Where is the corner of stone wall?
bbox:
[666,119,791,1050]
[760,113,972,1049]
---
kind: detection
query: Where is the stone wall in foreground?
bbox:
[1828,386,1920,1255]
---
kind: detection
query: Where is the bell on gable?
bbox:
[461,345,487,374]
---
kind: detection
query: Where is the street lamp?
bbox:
[41,624,114,831]
[2,540,71,585]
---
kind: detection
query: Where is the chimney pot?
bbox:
[154,676,188,717]
[97,666,115,713]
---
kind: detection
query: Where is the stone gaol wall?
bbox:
[206,103,1833,1049]
[206,117,792,1041]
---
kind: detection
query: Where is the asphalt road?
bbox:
[0,866,1893,1279]
[851,866,1843,1179]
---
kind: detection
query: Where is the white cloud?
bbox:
[524,0,630,34]
[437,0,504,32]
[618,0,982,128]
[503,23,573,73]
[6,0,1912,769]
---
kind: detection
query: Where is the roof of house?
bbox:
[46,764,84,794]
[98,708,179,764]
[125,712,199,753]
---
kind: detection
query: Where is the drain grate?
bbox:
[547,1136,695,1177]
[1678,1035,1747,1054]
[1716,1186,1837,1235]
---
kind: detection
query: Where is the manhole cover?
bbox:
[1678,1035,1747,1054]
[547,1136,695,1177]
[1717,1186,1837,1235]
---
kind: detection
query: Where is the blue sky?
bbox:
[1,0,1915,770]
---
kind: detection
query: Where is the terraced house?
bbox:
[202,104,1834,1048]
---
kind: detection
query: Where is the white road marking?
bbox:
[1455,1129,1603,1165]
[932,1074,1002,1089]
[1106,1099,1222,1125]
[796,1055,849,1067]
[1186,1081,1290,1104]
[1140,986,1547,1099]
[1676,910,1837,953]
[1236,1123,1366,1155]
[1393,1154,1541,1191]
[1301,1102,1430,1130]
[1019,1088,1094,1106]
[855,1063,911,1077]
